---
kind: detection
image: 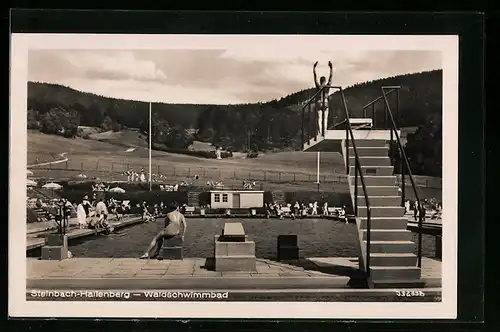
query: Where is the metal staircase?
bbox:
[301,85,426,288]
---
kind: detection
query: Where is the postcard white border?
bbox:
[9,34,458,319]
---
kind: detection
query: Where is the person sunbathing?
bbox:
[139,202,187,259]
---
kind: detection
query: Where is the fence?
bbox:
[29,159,442,189]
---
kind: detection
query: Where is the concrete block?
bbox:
[227,241,255,256]
[46,234,68,248]
[41,246,68,260]
[277,235,298,247]
[159,246,183,260]
[164,236,183,248]
[215,255,256,272]
[215,242,228,256]
[277,246,299,261]
[221,222,246,242]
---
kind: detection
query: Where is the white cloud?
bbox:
[29,49,441,104]
[65,51,167,82]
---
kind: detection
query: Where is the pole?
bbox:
[149,102,152,191]
[316,150,320,192]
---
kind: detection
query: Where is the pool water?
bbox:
[69,218,437,259]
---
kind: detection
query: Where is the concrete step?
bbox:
[370,266,421,280]
[349,166,394,176]
[371,279,425,289]
[349,156,391,167]
[352,186,400,197]
[360,217,408,229]
[358,206,405,217]
[348,140,387,148]
[361,229,412,241]
[348,146,389,157]
[350,175,397,187]
[366,240,415,253]
[357,195,401,207]
[370,253,418,266]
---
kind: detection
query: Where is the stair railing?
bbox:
[370,86,424,269]
[338,88,374,277]
[300,85,373,276]
[301,85,337,149]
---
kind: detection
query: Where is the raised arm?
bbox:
[313,61,320,87]
[328,61,333,85]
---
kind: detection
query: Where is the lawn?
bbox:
[26,130,441,198]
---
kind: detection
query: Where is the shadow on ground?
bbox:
[201,256,368,288]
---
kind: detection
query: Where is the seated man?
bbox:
[140,202,187,259]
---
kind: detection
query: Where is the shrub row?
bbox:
[152,143,233,159]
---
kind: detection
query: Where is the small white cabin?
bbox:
[210,190,264,209]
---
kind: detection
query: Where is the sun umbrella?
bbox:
[26,179,37,187]
[42,182,62,190]
[109,186,126,193]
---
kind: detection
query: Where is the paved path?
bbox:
[28,153,68,168]
[26,257,441,291]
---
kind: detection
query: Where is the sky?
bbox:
[28,49,442,104]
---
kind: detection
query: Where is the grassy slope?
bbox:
[28,130,345,176]
[27,130,441,198]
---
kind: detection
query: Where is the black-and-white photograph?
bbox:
[10,34,458,319]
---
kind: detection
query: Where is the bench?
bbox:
[184,206,195,214]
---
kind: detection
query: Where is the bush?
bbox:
[152,142,232,159]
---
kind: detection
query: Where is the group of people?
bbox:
[405,198,443,221]
[75,194,124,233]
[123,168,148,182]
[242,180,258,190]
[264,201,347,222]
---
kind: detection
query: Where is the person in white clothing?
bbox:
[312,201,318,215]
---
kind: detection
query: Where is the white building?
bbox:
[210,190,264,209]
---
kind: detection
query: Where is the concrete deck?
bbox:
[27,256,441,291]
[26,217,143,250]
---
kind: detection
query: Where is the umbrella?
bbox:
[27,179,37,187]
[27,169,34,176]
[42,182,62,190]
[109,186,126,193]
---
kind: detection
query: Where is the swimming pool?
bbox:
[69,218,437,259]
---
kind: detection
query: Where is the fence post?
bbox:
[248,171,251,180]
[219,169,221,178]
[81,162,83,171]
[111,163,114,172]
[96,161,99,171]
[234,169,236,179]
[157,165,160,174]
[65,160,68,170]
[264,171,267,181]
[324,175,327,182]
[188,168,191,177]
[308,174,311,181]
[278,172,281,181]
[173,168,176,176]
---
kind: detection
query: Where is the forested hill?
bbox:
[27,81,206,131]
[196,69,442,151]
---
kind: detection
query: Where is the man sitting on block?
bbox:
[140,202,187,259]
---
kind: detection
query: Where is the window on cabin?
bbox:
[222,194,228,202]
[214,194,220,202]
